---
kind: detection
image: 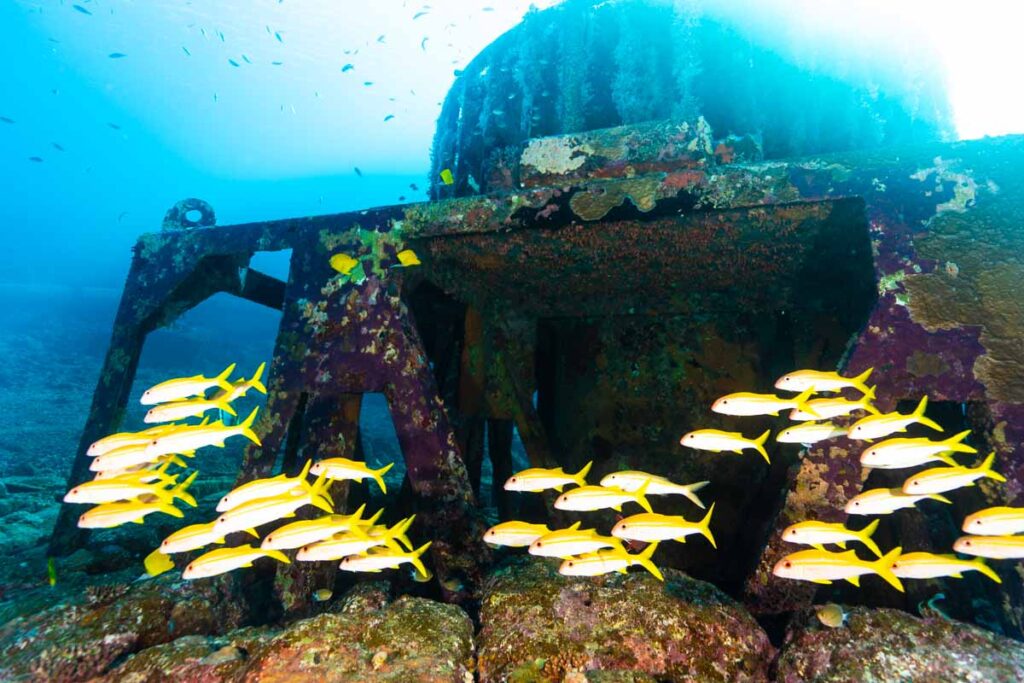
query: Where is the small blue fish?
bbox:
[241,54,252,64]
[29,156,43,163]
[52,142,64,151]
[108,122,121,130]
[0,116,14,124]
[384,114,394,122]
[275,32,283,43]
[108,52,127,59]
[341,63,354,72]
[363,81,373,86]
[228,59,240,67]
[73,4,92,15]
[182,46,191,56]
[413,11,429,19]
[354,167,363,177]
[271,61,283,66]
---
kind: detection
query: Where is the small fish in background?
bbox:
[776,421,847,446]
[775,368,874,395]
[845,487,951,515]
[384,114,395,122]
[782,519,881,557]
[918,592,953,621]
[46,557,57,587]
[890,552,1001,583]
[789,388,879,421]
[72,4,92,15]
[309,458,394,493]
[341,63,354,72]
[141,363,236,405]
[860,430,975,469]
[312,588,333,602]
[439,168,454,185]
[421,37,429,51]
[815,603,847,628]
[413,10,429,19]
[376,34,386,43]
[504,461,592,493]
[902,451,1005,495]
[271,61,283,66]
[396,249,420,267]
[409,183,419,191]
[611,505,717,547]
[599,471,708,508]
[529,522,623,558]
[680,428,772,464]
[0,116,14,124]
[554,482,653,513]
[962,506,1024,536]
[559,542,662,580]
[712,388,817,417]
[28,157,43,163]
[484,521,552,547]
[772,547,904,592]
[330,253,360,275]
[242,54,252,64]
[275,31,284,43]
[848,396,944,440]
[363,81,374,86]
[108,122,122,130]
[228,59,240,67]
[411,566,434,583]
[182,46,191,56]
[953,535,1024,559]
[108,52,127,59]
[183,544,290,580]
[143,548,175,577]
[354,167,363,177]
[52,142,65,151]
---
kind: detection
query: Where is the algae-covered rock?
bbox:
[477,557,773,682]
[775,606,1024,682]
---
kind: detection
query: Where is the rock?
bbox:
[477,557,774,682]
[775,606,1024,682]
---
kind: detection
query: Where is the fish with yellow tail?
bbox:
[78,500,184,528]
[599,471,708,509]
[845,487,951,515]
[776,421,848,446]
[781,519,881,557]
[559,542,663,581]
[213,470,334,538]
[680,428,771,464]
[90,440,195,473]
[712,388,817,417]
[953,535,1024,560]
[396,249,421,267]
[483,521,552,547]
[145,407,261,459]
[329,253,360,276]
[140,363,236,405]
[183,544,290,580]
[860,430,975,470]
[528,522,624,558]
[902,452,1005,496]
[218,460,313,512]
[339,541,432,575]
[554,481,653,513]
[773,546,904,591]
[775,367,875,394]
[144,397,237,424]
[66,470,198,507]
[789,387,879,421]
[962,506,1024,536]
[848,396,943,441]
[212,362,268,404]
[93,457,183,482]
[504,461,592,493]
[890,551,1001,583]
[261,505,382,550]
[160,521,226,554]
[296,517,414,561]
[309,458,393,493]
[87,425,180,456]
[611,504,716,547]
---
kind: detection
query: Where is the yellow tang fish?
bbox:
[902,452,1005,495]
[483,521,552,547]
[781,519,881,557]
[218,460,312,512]
[962,506,1024,536]
[330,253,360,275]
[776,421,848,446]
[953,535,1024,560]
[144,397,236,424]
[599,471,708,509]
[212,362,268,404]
[339,541,432,575]
[789,387,879,421]
[65,470,197,507]
[140,363,236,405]
[145,407,261,459]
[528,522,624,558]
[296,517,413,561]
[554,481,652,513]
[504,461,592,493]
[775,367,874,394]
[861,430,974,470]
[772,547,904,591]
[611,504,716,547]
[160,521,226,554]
[396,249,421,267]
[87,424,179,456]
[213,471,334,538]
[890,551,1001,583]
[310,458,394,493]
[559,541,663,581]
[848,396,943,441]
[844,487,950,515]
[182,544,290,580]
[78,500,184,528]
[680,428,771,464]
[711,388,816,417]
[143,548,175,577]
[439,168,454,185]
[815,603,848,628]
[261,505,382,551]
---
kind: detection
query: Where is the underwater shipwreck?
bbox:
[19,0,1024,680]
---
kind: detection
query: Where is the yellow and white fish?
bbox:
[483,521,552,548]
[309,458,394,493]
[554,482,652,513]
[776,421,848,446]
[218,460,313,512]
[902,452,1006,495]
[781,519,881,557]
[140,363,236,405]
[160,521,226,554]
[145,408,261,459]
[610,504,716,547]
[213,472,333,537]
[789,387,879,421]
[182,544,289,580]
[773,547,904,591]
[962,506,1024,536]
[261,506,382,551]
[559,542,663,581]
[87,425,179,456]
[680,429,771,464]
[860,431,975,470]
[144,397,236,424]
[339,541,432,575]
[775,367,874,394]
[890,552,1001,583]
[330,253,360,275]
[504,461,592,493]
[528,522,624,558]
[848,396,943,441]
[711,388,816,417]
[90,441,194,473]
[92,456,184,481]
[845,487,951,515]
[953,535,1024,560]
[599,471,708,508]
[78,500,184,528]
[296,517,413,561]
[65,471,197,507]
[212,362,268,404]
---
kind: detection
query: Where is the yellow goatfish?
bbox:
[559,542,663,581]
[848,396,943,440]
[87,425,179,456]
[261,505,382,551]
[902,452,1005,495]
[782,519,881,557]
[890,551,1001,583]
[296,517,414,561]
[78,500,184,528]
[90,441,194,473]
[789,387,879,421]
[182,544,289,580]
[611,504,716,547]
[396,249,421,267]
[773,547,904,591]
[680,429,771,464]
[776,422,848,446]
[775,367,874,394]
[504,461,592,493]
[212,362,268,404]
[140,363,236,405]
[712,388,816,417]
[554,481,652,513]
[962,506,1024,536]
[845,487,951,515]
[218,460,313,512]
[65,471,197,507]
[93,456,184,481]
[599,471,708,509]
[953,535,1024,560]
[483,521,552,547]
[309,458,393,493]
[861,431,975,470]
[339,541,432,575]
[160,521,226,554]
[528,522,624,558]
[144,397,236,424]
[330,253,360,275]
[145,408,261,458]
[213,471,333,537]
